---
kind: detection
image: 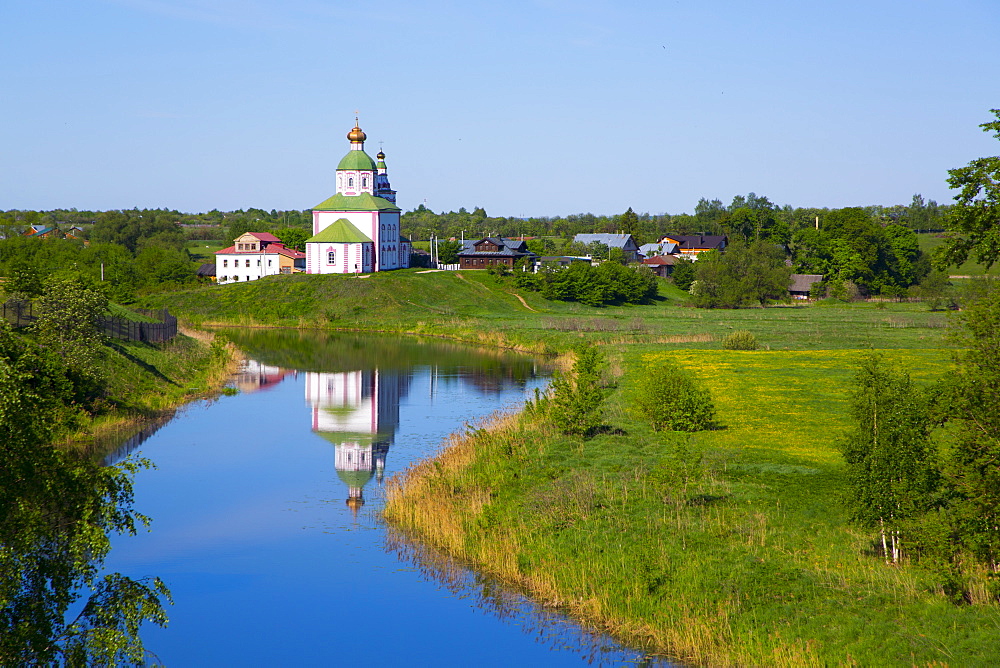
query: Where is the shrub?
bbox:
[721,329,760,351]
[629,359,716,432]
[549,343,606,436]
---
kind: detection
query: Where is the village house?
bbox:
[573,233,641,263]
[642,254,677,278]
[639,241,679,258]
[457,237,535,269]
[660,234,728,259]
[214,232,305,284]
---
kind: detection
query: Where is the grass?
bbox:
[144,268,991,664]
[186,240,227,264]
[58,329,240,458]
[385,347,999,666]
[916,232,998,276]
[137,269,954,354]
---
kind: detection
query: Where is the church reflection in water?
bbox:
[305,369,411,513]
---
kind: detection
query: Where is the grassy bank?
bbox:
[385,347,999,665]
[139,269,952,353]
[56,328,240,457]
[145,270,990,664]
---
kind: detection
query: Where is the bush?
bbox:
[721,329,760,350]
[629,359,716,432]
[549,343,606,436]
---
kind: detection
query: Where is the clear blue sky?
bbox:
[2,0,998,217]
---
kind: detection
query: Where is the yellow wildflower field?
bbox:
[637,349,953,466]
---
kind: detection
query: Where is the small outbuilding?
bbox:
[789,274,825,299]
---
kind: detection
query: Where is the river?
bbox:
[101,330,668,666]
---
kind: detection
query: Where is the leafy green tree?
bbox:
[31,276,108,400]
[671,256,696,291]
[91,209,183,253]
[618,207,639,237]
[629,359,716,432]
[840,354,939,563]
[437,240,462,264]
[938,110,1000,269]
[691,240,792,308]
[0,321,170,664]
[272,227,310,252]
[942,285,1000,582]
[4,261,43,299]
[135,246,196,287]
[549,343,606,437]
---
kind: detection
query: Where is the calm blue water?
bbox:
[103,336,667,666]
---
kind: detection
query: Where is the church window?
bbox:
[348,177,354,187]
[327,250,336,265]
[245,259,250,267]
[362,176,367,188]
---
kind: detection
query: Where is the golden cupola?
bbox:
[347,121,366,144]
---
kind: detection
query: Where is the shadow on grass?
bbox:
[107,341,181,387]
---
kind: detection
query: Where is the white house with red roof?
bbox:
[215,232,305,284]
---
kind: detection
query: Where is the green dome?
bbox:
[337,468,374,488]
[337,150,377,171]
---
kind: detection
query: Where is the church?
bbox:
[306,120,411,274]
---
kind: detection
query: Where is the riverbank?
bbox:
[384,346,1000,666]
[59,328,241,458]
[142,271,996,665]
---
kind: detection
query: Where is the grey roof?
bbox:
[789,274,824,292]
[639,242,678,257]
[573,233,639,251]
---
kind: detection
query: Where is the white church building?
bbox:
[306,121,411,274]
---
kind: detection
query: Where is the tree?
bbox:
[671,256,696,291]
[691,240,792,308]
[618,207,639,237]
[943,285,1000,583]
[0,321,171,663]
[272,227,310,252]
[840,354,939,563]
[437,240,462,264]
[549,343,606,437]
[938,110,1000,269]
[629,359,716,432]
[31,276,108,400]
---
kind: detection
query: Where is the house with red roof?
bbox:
[215,232,305,284]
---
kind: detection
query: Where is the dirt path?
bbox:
[512,292,537,312]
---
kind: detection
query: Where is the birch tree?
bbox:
[841,354,939,563]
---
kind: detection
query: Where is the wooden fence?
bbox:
[1,301,178,343]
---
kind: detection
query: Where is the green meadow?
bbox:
[144,270,997,665]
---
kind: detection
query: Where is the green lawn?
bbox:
[916,232,998,276]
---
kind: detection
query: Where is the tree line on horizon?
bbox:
[0,191,955,304]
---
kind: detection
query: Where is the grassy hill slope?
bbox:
[140,269,952,352]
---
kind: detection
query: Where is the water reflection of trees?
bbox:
[384,528,673,667]
[214,328,542,389]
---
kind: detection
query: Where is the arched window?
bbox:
[362,176,368,188]
[348,177,354,187]
[327,250,336,265]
